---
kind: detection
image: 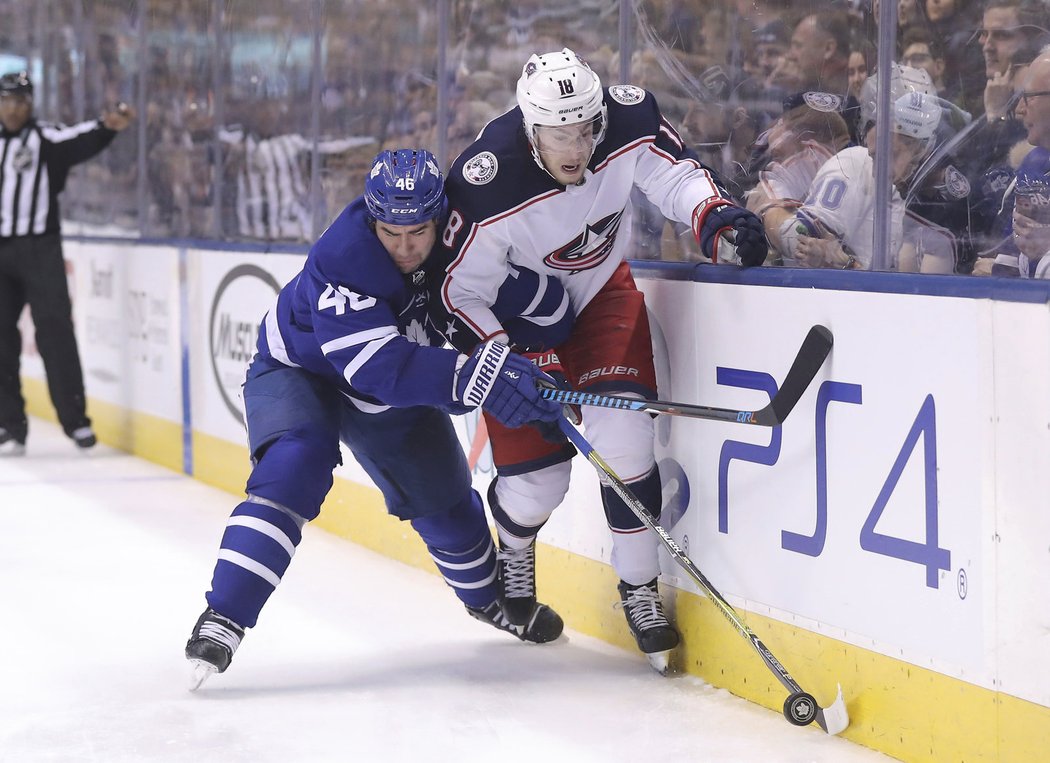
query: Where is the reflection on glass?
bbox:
[10,0,1049,281]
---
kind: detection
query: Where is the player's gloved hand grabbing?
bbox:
[455,341,563,429]
[694,198,768,267]
[521,350,581,443]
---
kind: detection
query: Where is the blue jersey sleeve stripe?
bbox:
[341,333,399,385]
[320,326,398,356]
[263,306,299,367]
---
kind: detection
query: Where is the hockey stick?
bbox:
[540,325,833,426]
[557,416,849,735]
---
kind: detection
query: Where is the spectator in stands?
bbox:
[773,10,852,96]
[1008,147,1050,278]
[898,0,927,39]
[778,91,945,271]
[901,28,951,98]
[735,18,793,164]
[749,18,791,92]
[848,40,874,102]
[746,103,851,264]
[926,0,986,117]
[771,10,861,142]
[981,0,1050,122]
[981,52,1050,277]
[959,1,1050,269]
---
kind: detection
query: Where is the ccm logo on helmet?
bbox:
[392,207,420,214]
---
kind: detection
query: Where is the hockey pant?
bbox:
[485,262,664,585]
[490,401,663,586]
[203,358,498,629]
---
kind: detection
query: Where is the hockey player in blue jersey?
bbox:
[185,148,566,690]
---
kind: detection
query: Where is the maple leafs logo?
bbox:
[543,209,624,272]
[404,318,430,347]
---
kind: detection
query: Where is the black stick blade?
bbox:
[752,325,834,426]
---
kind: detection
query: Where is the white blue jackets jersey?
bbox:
[257,197,459,412]
[790,146,904,269]
[440,85,729,344]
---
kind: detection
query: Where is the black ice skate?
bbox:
[71,426,97,450]
[185,608,245,690]
[617,578,680,674]
[467,598,563,644]
[497,539,537,625]
[0,428,25,457]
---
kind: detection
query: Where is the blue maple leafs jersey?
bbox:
[256,197,461,412]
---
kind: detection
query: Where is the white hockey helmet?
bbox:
[892,91,942,156]
[858,64,934,133]
[516,48,607,166]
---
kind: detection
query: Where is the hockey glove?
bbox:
[455,341,563,429]
[521,351,581,443]
[694,198,768,267]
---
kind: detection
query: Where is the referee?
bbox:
[0,71,134,456]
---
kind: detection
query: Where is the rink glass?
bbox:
[2,0,1036,276]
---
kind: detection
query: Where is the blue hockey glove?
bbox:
[522,351,581,443]
[694,198,768,267]
[455,341,563,429]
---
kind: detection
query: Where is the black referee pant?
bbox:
[0,232,90,443]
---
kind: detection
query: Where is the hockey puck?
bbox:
[783,691,818,726]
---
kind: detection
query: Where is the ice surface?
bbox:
[0,419,892,763]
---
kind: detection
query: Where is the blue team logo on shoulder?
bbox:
[463,151,498,185]
[609,85,645,105]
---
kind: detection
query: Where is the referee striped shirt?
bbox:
[0,118,116,238]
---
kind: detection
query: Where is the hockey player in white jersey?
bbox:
[439,48,768,671]
[778,90,944,270]
[184,149,568,690]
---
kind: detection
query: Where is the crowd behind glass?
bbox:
[5,0,1049,278]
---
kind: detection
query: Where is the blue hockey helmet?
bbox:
[363,148,445,225]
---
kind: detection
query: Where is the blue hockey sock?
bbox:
[205,498,305,628]
[411,491,499,609]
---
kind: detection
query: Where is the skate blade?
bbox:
[188,659,218,691]
[646,650,673,676]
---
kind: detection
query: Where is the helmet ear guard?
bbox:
[363,148,446,226]
[516,48,607,172]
